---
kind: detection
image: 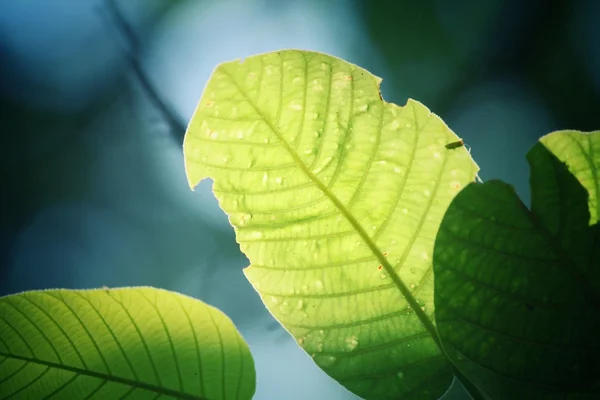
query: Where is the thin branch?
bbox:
[103,0,187,140]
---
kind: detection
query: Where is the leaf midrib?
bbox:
[0,351,207,400]
[219,60,442,349]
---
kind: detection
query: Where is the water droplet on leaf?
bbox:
[239,213,252,226]
[345,335,359,351]
[280,301,291,314]
[315,355,337,367]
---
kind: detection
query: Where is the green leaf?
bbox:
[184,50,479,399]
[0,287,255,400]
[434,130,600,399]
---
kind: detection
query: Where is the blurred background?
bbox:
[1,0,598,399]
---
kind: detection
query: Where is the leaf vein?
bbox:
[140,291,184,392]
[73,292,138,380]
[82,380,108,400]
[174,295,205,396]
[0,312,35,357]
[205,307,226,399]
[4,298,61,363]
[45,291,111,373]
[42,372,79,399]
[0,351,207,400]
[307,60,334,170]
[106,292,161,385]
[2,365,51,400]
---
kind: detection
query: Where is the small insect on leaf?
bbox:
[445,139,464,150]
[377,252,389,270]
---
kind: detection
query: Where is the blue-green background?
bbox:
[1,0,598,399]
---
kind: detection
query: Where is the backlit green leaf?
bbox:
[184,50,479,399]
[434,130,600,399]
[0,287,255,399]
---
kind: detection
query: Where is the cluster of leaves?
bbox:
[1,50,598,400]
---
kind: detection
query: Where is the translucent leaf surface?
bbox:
[184,50,479,399]
[434,130,600,399]
[0,287,255,400]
